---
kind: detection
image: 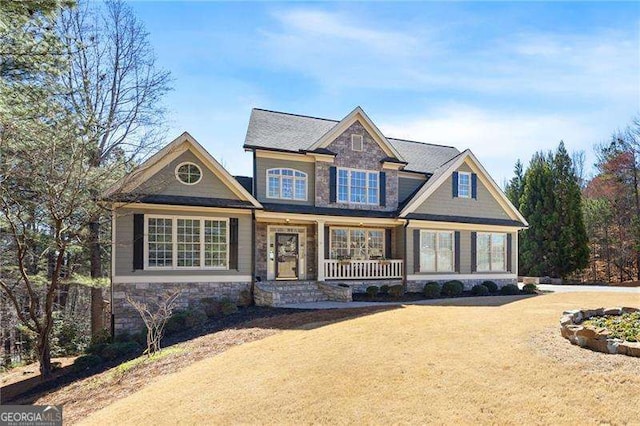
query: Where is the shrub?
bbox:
[85,327,111,355]
[522,283,538,294]
[441,280,464,297]
[380,285,390,295]
[51,312,91,357]
[220,298,238,316]
[481,281,498,293]
[165,309,207,335]
[388,285,404,298]
[471,284,489,296]
[366,286,379,299]
[500,284,520,295]
[200,297,223,318]
[100,341,141,361]
[423,282,441,299]
[72,354,103,372]
[238,289,253,307]
[184,309,207,329]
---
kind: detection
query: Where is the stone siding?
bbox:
[406,277,517,293]
[112,281,250,333]
[315,121,399,211]
[318,282,352,302]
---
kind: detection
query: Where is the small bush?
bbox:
[72,354,103,372]
[184,309,207,329]
[500,284,520,295]
[100,341,141,361]
[220,298,238,316]
[165,309,207,335]
[366,286,379,299]
[238,289,253,307]
[380,285,390,295]
[441,280,464,297]
[522,283,538,294]
[481,281,498,293]
[471,284,489,296]
[423,282,441,299]
[200,297,223,318]
[388,285,404,298]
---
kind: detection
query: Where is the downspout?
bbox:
[251,209,256,295]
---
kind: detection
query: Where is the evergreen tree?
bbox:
[505,159,525,209]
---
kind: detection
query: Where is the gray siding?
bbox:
[255,156,315,205]
[138,150,240,200]
[413,164,510,220]
[398,176,426,204]
[114,207,252,276]
[407,228,517,276]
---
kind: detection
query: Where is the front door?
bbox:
[275,233,299,279]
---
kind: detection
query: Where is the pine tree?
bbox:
[505,159,525,209]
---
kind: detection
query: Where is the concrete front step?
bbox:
[254,281,341,306]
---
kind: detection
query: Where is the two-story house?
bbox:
[106,107,527,332]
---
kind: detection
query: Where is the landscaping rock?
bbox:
[618,342,640,357]
[603,307,622,316]
[621,307,639,314]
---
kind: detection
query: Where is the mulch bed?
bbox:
[352,291,528,303]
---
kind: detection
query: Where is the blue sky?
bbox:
[130,1,639,184]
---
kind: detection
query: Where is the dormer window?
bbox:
[267,168,307,201]
[351,134,363,151]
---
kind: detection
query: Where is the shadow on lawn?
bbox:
[409,293,539,307]
[3,304,400,404]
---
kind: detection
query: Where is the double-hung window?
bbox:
[330,228,384,260]
[419,230,454,272]
[458,172,471,198]
[337,168,379,205]
[476,232,506,271]
[267,168,307,201]
[147,216,228,269]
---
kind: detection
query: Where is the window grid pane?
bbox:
[330,229,349,259]
[177,219,200,267]
[458,173,470,197]
[350,171,367,204]
[368,230,384,259]
[338,170,349,202]
[267,169,306,200]
[148,218,173,267]
[204,220,227,268]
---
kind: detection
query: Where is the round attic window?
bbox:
[175,162,202,185]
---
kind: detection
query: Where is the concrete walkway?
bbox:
[280,284,639,310]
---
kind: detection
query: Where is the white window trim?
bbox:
[329,227,386,260]
[144,215,230,270]
[336,167,379,205]
[175,162,203,185]
[351,134,363,151]
[457,171,471,198]
[419,229,455,272]
[476,232,507,272]
[266,168,308,201]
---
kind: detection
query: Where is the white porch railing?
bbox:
[323,259,404,280]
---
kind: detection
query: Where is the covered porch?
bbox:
[255,210,405,283]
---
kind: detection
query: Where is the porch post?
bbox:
[317,220,325,281]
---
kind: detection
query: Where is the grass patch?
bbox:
[112,347,185,379]
[583,312,640,342]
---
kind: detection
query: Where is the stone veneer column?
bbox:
[317,220,325,281]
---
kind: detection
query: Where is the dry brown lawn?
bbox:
[80,292,640,425]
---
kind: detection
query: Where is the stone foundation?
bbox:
[318,282,352,302]
[112,281,250,334]
[406,277,516,293]
[560,307,640,357]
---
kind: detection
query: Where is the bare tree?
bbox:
[58,0,171,335]
[126,291,180,356]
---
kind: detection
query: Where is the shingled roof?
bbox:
[244,108,460,174]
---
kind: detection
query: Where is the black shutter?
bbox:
[454,231,461,272]
[133,214,144,270]
[413,229,420,273]
[324,226,330,259]
[471,173,478,199]
[385,228,392,259]
[452,172,459,198]
[229,218,239,270]
[470,231,477,272]
[506,233,513,272]
[379,172,386,207]
[329,166,337,203]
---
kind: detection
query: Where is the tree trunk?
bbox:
[89,220,104,335]
[37,328,52,378]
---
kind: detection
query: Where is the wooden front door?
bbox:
[275,233,299,279]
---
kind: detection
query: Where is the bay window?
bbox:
[476,232,506,271]
[419,230,454,272]
[146,216,228,269]
[330,228,385,260]
[337,168,379,205]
